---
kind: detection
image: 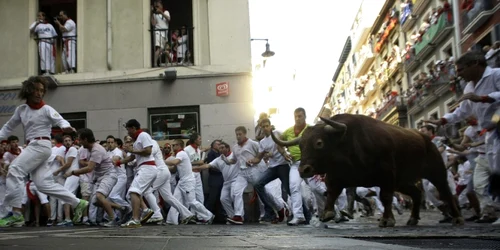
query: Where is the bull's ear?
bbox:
[320,117,347,134]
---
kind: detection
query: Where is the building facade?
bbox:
[320,0,410,127]
[0,0,254,144]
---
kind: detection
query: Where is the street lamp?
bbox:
[251,38,275,58]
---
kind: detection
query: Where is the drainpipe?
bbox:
[107,0,112,70]
[452,0,462,57]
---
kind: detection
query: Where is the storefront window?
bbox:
[149,111,199,140]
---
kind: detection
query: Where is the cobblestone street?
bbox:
[0,210,499,250]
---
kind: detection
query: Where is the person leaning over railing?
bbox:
[29,12,57,76]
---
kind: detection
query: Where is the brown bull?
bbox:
[271,114,464,227]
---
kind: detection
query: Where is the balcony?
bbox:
[406,69,453,115]
[404,52,420,73]
[461,0,497,35]
[150,26,194,67]
[374,16,398,53]
[376,94,405,121]
[35,35,77,76]
[414,12,453,60]
[354,43,376,77]
[413,0,431,16]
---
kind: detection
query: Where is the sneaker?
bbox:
[140,209,154,224]
[227,216,244,225]
[439,216,453,223]
[120,219,142,228]
[147,216,163,224]
[119,206,132,224]
[465,215,480,222]
[72,199,89,223]
[197,215,215,225]
[180,215,196,225]
[46,219,55,227]
[394,204,404,215]
[287,217,306,226]
[492,218,500,225]
[0,213,24,227]
[103,219,120,227]
[56,220,74,227]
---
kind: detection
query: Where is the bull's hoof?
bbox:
[452,217,465,226]
[406,217,419,226]
[320,210,335,222]
[378,217,396,228]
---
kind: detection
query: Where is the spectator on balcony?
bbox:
[151,0,170,67]
[177,26,189,64]
[30,12,57,76]
[54,10,76,74]
[485,42,500,68]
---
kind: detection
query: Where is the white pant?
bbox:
[108,173,129,208]
[166,178,212,224]
[307,177,326,215]
[4,140,79,210]
[232,166,265,217]
[62,38,76,70]
[38,40,55,73]
[289,161,304,218]
[193,172,204,203]
[50,175,66,221]
[486,131,500,174]
[220,181,237,218]
[127,166,158,196]
[145,166,192,222]
[473,155,498,215]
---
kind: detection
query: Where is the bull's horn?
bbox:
[320,117,347,133]
[270,131,301,147]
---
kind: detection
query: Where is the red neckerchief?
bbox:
[55,143,63,148]
[190,143,198,150]
[224,150,231,157]
[132,129,143,140]
[467,120,478,126]
[9,148,20,156]
[65,146,70,154]
[294,124,306,137]
[164,152,172,159]
[238,137,248,146]
[174,149,183,156]
[26,100,45,110]
[430,135,436,140]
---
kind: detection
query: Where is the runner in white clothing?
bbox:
[184,132,206,203]
[119,119,158,228]
[165,139,214,225]
[0,76,88,227]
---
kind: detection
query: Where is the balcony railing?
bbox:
[401,1,418,32]
[414,12,453,57]
[35,35,77,75]
[376,94,404,121]
[150,27,194,67]
[461,0,495,34]
[354,43,376,77]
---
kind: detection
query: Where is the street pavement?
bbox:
[0,209,499,250]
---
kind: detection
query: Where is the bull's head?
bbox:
[271,117,347,178]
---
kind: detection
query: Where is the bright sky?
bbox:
[249,0,362,128]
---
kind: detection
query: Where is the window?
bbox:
[150,0,194,67]
[444,97,456,113]
[51,112,86,136]
[428,106,440,120]
[149,106,200,140]
[38,0,77,75]
[441,38,454,59]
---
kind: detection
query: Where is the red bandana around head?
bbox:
[132,129,144,140]
[26,100,45,110]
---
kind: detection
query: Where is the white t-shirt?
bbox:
[431,136,448,166]
[209,152,239,184]
[154,10,170,30]
[184,144,201,166]
[457,161,472,186]
[78,146,94,182]
[175,151,194,182]
[89,143,115,178]
[233,139,260,169]
[464,125,486,154]
[152,140,166,168]
[110,147,125,175]
[30,22,57,39]
[259,133,287,167]
[65,146,79,173]
[133,132,155,167]
[62,19,76,37]
[49,145,66,172]
[2,146,23,165]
